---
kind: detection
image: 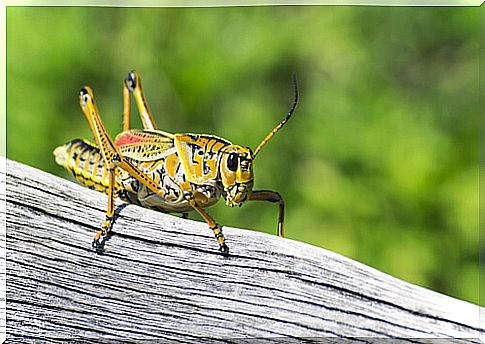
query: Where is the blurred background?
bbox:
[6,7,479,304]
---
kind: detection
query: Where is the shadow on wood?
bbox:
[4,158,484,342]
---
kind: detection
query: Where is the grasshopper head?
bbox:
[219,145,254,207]
[219,75,299,208]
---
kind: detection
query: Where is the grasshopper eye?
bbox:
[227,153,239,172]
[125,71,137,92]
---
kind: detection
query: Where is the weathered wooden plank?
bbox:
[4,158,484,342]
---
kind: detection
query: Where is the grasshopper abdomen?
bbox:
[54,139,123,195]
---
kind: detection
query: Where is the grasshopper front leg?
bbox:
[249,190,285,238]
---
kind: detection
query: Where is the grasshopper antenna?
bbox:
[253,74,299,158]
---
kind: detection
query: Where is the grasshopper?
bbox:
[54,71,298,254]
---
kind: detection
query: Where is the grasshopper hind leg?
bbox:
[92,216,113,253]
[91,166,117,253]
[92,202,130,253]
[123,70,157,131]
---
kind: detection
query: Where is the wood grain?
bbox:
[4,158,484,342]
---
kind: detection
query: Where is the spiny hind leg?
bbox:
[80,86,161,252]
[122,77,132,132]
[94,202,130,250]
[92,165,116,252]
[184,193,229,254]
[79,87,127,252]
[123,70,158,131]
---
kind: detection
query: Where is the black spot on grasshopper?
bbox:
[131,180,139,192]
[190,144,200,165]
[203,161,210,175]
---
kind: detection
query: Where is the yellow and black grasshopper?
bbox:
[54,71,298,254]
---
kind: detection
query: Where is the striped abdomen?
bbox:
[53,139,122,195]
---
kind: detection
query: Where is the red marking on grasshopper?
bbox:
[115,132,146,147]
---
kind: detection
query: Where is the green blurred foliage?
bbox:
[6,7,479,304]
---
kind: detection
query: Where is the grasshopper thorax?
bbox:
[219,145,254,207]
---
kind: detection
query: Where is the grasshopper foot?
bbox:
[219,243,230,255]
[92,237,105,254]
[92,229,111,254]
[92,236,110,254]
[212,225,229,255]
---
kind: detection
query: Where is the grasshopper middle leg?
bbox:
[184,192,229,254]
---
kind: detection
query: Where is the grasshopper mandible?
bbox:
[54,71,298,254]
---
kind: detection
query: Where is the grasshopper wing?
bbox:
[115,130,177,161]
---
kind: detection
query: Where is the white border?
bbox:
[1,1,481,342]
[3,0,484,6]
[0,0,6,341]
